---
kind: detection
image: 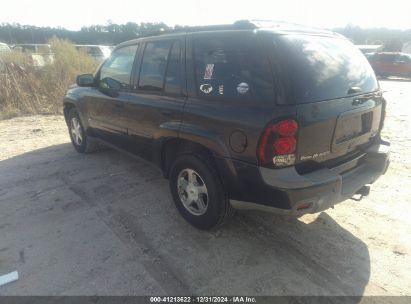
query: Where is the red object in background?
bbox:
[367,52,411,78]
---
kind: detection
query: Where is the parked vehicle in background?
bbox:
[75,45,112,61]
[356,44,383,54]
[11,44,54,67]
[402,41,411,54]
[63,21,390,229]
[367,52,411,78]
[0,43,11,74]
[0,42,11,53]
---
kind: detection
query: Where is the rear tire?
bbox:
[67,108,99,153]
[169,154,233,230]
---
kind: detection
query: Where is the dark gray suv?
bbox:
[63,21,390,229]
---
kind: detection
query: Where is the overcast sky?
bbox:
[1,0,411,30]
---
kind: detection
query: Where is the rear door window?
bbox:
[277,35,379,103]
[164,41,182,95]
[193,33,274,103]
[138,40,173,92]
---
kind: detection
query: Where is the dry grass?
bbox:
[0,38,99,119]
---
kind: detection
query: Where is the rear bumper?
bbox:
[226,140,390,215]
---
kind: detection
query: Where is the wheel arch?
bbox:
[161,138,216,178]
[63,94,89,131]
[63,101,75,123]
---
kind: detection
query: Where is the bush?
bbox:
[0,37,99,119]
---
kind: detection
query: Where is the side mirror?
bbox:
[98,77,121,98]
[76,74,95,87]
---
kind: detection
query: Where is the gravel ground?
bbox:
[0,80,410,296]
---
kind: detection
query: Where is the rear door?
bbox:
[274,34,382,165]
[123,37,186,161]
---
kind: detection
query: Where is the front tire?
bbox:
[169,154,233,230]
[67,108,98,153]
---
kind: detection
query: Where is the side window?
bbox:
[139,41,173,92]
[399,55,411,63]
[382,54,396,63]
[393,55,402,63]
[164,41,182,95]
[99,44,138,90]
[193,34,273,103]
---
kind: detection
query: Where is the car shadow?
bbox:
[0,143,370,297]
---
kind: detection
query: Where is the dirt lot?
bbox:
[0,80,410,296]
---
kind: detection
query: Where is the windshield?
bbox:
[277,34,379,103]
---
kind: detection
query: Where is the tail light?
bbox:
[257,119,298,168]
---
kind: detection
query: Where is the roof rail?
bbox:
[140,20,340,38]
[135,20,257,38]
[165,20,257,34]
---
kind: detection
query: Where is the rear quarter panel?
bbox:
[182,31,296,164]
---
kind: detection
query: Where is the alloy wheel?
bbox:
[70,117,83,146]
[177,168,209,216]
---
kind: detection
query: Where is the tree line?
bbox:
[0,22,171,45]
[1,22,410,50]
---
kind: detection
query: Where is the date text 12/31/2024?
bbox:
[149,296,257,303]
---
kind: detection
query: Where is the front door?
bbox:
[86,44,139,147]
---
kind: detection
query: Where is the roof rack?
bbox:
[247,19,342,36]
[161,20,256,34]
[135,20,256,38]
[168,20,337,35]
[137,20,340,39]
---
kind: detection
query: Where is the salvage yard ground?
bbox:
[0,80,410,296]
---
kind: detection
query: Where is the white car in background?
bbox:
[0,42,11,53]
[75,45,112,61]
[402,41,411,54]
[0,42,11,73]
[11,44,55,67]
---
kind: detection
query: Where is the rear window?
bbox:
[277,35,378,104]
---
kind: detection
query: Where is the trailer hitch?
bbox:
[351,185,371,201]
